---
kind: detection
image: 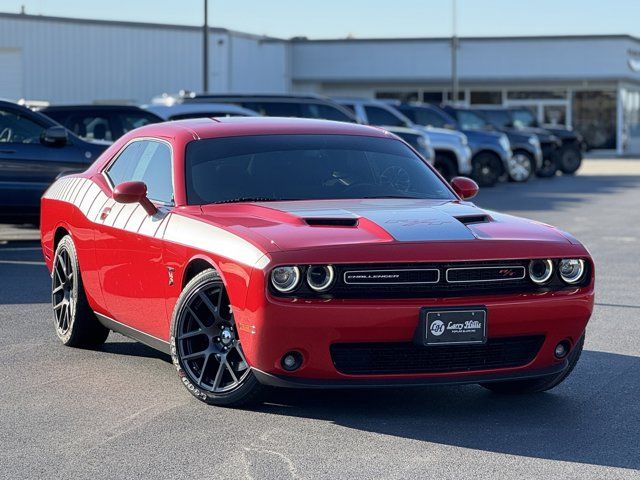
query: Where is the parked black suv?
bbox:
[181,94,357,123]
[0,100,108,221]
[507,107,583,174]
[442,105,554,179]
[40,105,163,143]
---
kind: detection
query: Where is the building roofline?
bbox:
[1,11,638,45]
[0,11,285,42]
[290,33,640,44]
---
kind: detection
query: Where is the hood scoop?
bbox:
[304,217,359,227]
[454,214,492,225]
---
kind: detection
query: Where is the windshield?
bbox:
[455,110,489,130]
[185,135,454,204]
[478,110,512,128]
[511,109,536,128]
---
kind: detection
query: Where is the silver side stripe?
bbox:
[43,177,270,269]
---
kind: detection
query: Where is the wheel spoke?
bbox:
[182,350,206,361]
[198,353,211,384]
[225,362,238,383]
[199,291,220,321]
[54,263,66,283]
[178,329,205,340]
[212,357,226,391]
[52,284,64,295]
[53,300,65,311]
[187,306,208,331]
[234,344,249,371]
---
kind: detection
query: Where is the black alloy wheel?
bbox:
[171,269,263,406]
[52,235,109,347]
[471,152,502,187]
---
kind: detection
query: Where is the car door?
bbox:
[93,139,174,339]
[0,106,87,215]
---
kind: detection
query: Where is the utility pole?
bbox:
[451,0,459,105]
[203,0,209,93]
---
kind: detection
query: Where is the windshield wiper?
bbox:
[214,197,286,204]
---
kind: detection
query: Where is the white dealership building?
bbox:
[2,11,640,153]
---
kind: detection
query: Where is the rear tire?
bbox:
[535,155,558,178]
[472,152,502,187]
[480,334,585,394]
[170,269,264,407]
[52,235,109,348]
[434,153,458,181]
[558,146,582,174]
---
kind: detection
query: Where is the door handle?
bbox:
[0,149,16,154]
[100,207,111,221]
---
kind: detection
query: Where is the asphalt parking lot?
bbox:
[1,160,639,480]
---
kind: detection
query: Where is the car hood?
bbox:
[198,199,573,253]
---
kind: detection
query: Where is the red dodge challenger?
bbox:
[40,117,594,406]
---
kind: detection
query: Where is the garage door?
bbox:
[0,49,23,100]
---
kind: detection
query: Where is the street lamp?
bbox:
[451,0,459,104]
[203,0,209,93]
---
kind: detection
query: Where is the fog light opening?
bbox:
[281,351,303,371]
[554,341,570,359]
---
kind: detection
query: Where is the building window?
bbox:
[375,91,420,102]
[445,91,465,102]
[507,90,567,100]
[422,91,444,103]
[469,91,502,105]
[572,91,617,150]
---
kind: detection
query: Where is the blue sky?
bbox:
[2,0,640,39]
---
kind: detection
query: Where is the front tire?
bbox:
[170,269,264,407]
[536,155,558,178]
[507,151,534,182]
[52,235,109,348]
[471,152,502,187]
[480,334,585,394]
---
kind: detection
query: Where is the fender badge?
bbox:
[167,267,175,286]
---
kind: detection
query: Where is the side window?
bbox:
[105,140,173,204]
[364,106,406,127]
[300,103,354,122]
[0,108,45,144]
[242,102,300,117]
[414,109,447,128]
[67,114,113,141]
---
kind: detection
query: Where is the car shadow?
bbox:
[100,338,172,362]
[256,350,640,471]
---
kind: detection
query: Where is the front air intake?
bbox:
[304,218,358,227]
[454,214,491,225]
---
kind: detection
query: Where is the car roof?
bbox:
[41,104,148,112]
[144,103,259,119]
[130,116,390,140]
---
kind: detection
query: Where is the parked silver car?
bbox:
[335,98,472,178]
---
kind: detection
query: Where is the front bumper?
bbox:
[237,286,593,386]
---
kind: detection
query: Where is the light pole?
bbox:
[451,0,459,104]
[203,0,209,93]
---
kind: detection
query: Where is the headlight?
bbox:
[529,259,553,284]
[559,259,585,284]
[306,265,335,292]
[271,266,301,292]
[528,136,540,148]
[498,134,510,152]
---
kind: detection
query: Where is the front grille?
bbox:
[330,335,545,375]
[446,265,526,283]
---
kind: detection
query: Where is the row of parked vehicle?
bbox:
[0,93,583,221]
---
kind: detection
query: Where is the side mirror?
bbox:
[113,181,157,215]
[41,126,68,147]
[450,176,479,200]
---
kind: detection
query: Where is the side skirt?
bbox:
[95,312,171,355]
